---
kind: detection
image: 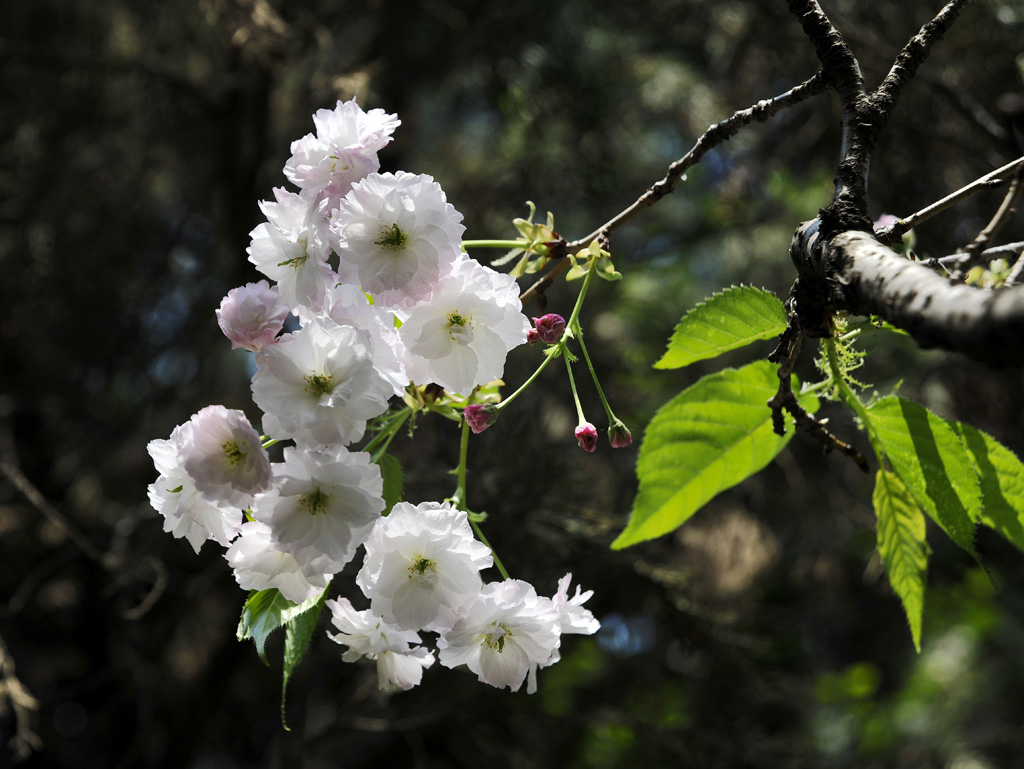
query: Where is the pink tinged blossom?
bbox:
[247,188,334,313]
[356,502,493,632]
[527,328,540,345]
[399,256,530,396]
[436,579,560,693]
[225,521,331,604]
[325,598,434,691]
[284,99,400,208]
[250,445,384,574]
[531,314,566,345]
[575,422,599,453]
[216,280,290,352]
[463,404,498,434]
[178,405,271,508]
[330,171,465,308]
[873,213,899,232]
[146,427,244,553]
[251,316,393,447]
[608,421,632,448]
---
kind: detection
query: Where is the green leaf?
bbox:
[237,588,323,665]
[953,422,1024,553]
[654,286,788,370]
[873,469,929,652]
[377,452,404,514]
[281,588,328,731]
[613,360,817,549]
[866,397,981,555]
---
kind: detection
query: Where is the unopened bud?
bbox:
[608,421,632,448]
[531,314,566,345]
[574,421,598,453]
[527,328,541,346]
[464,404,499,434]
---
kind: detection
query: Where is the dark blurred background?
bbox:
[2,0,1024,767]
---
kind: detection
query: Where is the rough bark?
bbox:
[791,223,1024,365]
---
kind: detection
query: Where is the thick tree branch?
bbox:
[793,226,1024,365]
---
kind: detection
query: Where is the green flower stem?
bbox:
[460,240,526,250]
[450,417,471,511]
[470,518,511,581]
[261,438,281,449]
[450,418,510,580]
[489,250,600,417]
[576,332,618,425]
[825,338,885,462]
[566,254,599,333]
[492,347,558,414]
[564,347,587,425]
[361,407,411,456]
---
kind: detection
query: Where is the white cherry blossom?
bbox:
[178,405,271,509]
[437,579,560,692]
[251,445,383,573]
[400,256,530,395]
[247,188,334,312]
[284,99,400,209]
[147,426,243,553]
[325,598,434,691]
[330,171,465,308]
[251,316,393,447]
[356,502,493,632]
[225,521,331,604]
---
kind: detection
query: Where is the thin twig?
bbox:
[0,461,167,620]
[872,0,974,117]
[875,155,1024,247]
[0,461,110,566]
[951,165,1024,279]
[0,634,41,762]
[924,241,1024,272]
[520,73,828,306]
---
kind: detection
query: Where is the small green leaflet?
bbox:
[237,588,324,665]
[654,285,787,370]
[866,397,981,556]
[376,452,404,515]
[281,588,328,731]
[613,360,818,549]
[873,469,929,652]
[953,422,1024,553]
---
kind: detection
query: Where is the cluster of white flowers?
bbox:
[146,99,597,695]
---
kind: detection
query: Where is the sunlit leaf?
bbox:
[376,452,403,515]
[867,397,981,555]
[281,588,328,731]
[237,588,323,665]
[654,285,787,369]
[613,360,817,549]
[953,422,1024,553]
[873,469,928,652]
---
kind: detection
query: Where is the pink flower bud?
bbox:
[531,314,566,345]
[608,421,632,448]
[216,281,290,352]
[575,422,598,453]
[527,328,541,346]
[464,404,498,434]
